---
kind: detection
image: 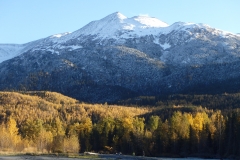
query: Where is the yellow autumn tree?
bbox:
[5,117,21,151]
[193,112,204,131]
[36,127,53,153]
[0,124,9,151]
[63,134,80,153]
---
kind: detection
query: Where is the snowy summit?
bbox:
[0,12,239,64]
[68,12,169,39]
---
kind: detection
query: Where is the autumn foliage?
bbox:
[0,91,240,158]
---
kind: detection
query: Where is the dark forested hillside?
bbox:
[117,93,240,109]
[0,91,240,159]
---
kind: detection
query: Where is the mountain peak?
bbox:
[105,12,127,21]
[99,12,169,28]
[97,12,127,24]
[49,12,238,44]
[67,12,170,40]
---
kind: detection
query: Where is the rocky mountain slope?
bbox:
[0,12,240,102]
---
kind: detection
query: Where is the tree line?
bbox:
[117,93,240,110]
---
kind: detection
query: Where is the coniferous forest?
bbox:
[1,91,240,159]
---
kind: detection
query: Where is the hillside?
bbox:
[0,91,149,124]
[0,91,240,158]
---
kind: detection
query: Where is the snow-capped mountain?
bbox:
[0,12,240,102]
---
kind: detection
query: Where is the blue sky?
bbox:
[0,0,239,44]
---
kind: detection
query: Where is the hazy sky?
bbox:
[0,0,239,44]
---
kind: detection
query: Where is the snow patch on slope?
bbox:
[160,43,171,50]
[153,38,171,50]
[50,32,71,38]
[67,45,83,51]
[31,44,83,55]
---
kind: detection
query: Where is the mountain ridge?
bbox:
[1,12,238,64]
[0,12,240,102]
